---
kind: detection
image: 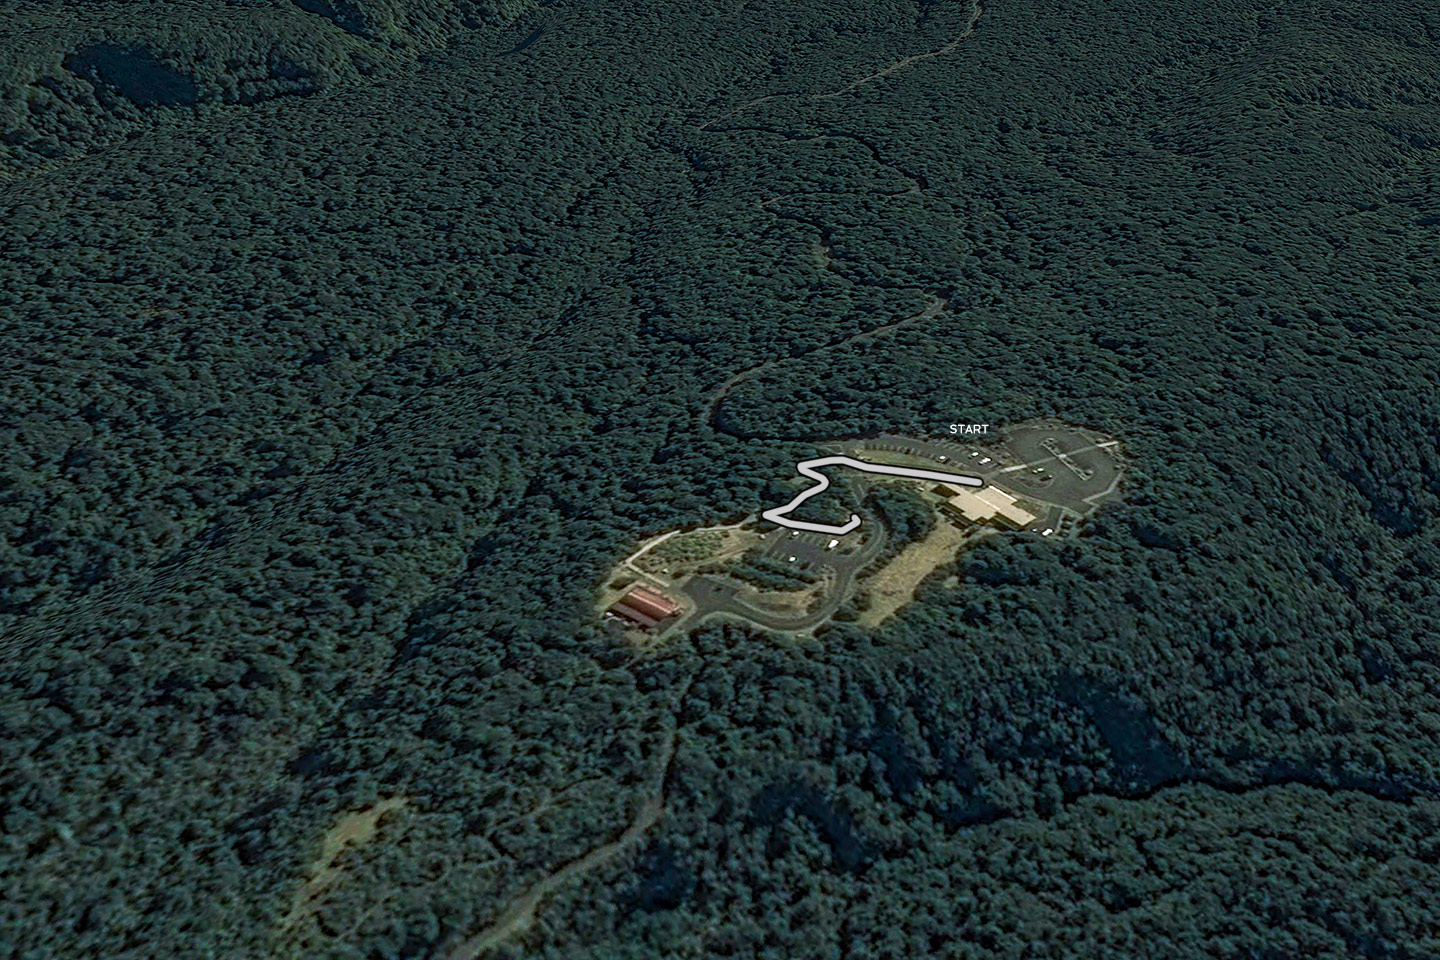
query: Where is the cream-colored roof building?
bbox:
[943,483,1037,528]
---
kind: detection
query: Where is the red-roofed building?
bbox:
[610,585,681,628]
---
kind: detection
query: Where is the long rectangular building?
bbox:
[610,585,682,628]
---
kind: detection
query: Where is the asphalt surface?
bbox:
[677,521,887,632]
[666,425,1121,634]
[842,429,1122,518]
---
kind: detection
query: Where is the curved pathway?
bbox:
[699,0,984,130]
[763,455,982,534]
[444,5,991,955]
[698,1,985,437]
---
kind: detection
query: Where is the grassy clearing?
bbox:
[648,529,726,564]
[749,585,821,615]
[281,797,408,932]
[634,527,758,574]
[856,522,972,627]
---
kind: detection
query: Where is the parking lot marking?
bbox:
[997,439,1119,473]
[763,456,983,536]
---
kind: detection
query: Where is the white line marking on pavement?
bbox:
[763,456,983,536]
[997,439,1120,473]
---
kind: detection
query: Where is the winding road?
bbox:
[763,455,982,535]
[448,4,991,955]
[698,1,985,438]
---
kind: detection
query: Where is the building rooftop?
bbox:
[610,585,682,627]
[943,484,1037,528]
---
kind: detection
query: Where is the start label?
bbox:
[948,423,990,435]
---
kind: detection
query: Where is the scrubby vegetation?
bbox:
[4,0,1440,957]
[860,483,937,569]
[720,550,824,591]
[646,530,727,566]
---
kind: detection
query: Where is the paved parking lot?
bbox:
[661,424,1122,637]
[675,521,885,633]
[846,428,1122,518]
[755,528,842,568]
[843,434,1014,475]
[995,425,1121,515]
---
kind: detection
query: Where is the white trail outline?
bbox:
[762,456,983,535]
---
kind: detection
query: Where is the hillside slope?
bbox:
[3,0,1440,957]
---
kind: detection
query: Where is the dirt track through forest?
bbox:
[698,0,984,130]
[698,0,985,437]
[442,6,988,954]
[442,726,681,959]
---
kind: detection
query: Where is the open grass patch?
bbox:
[856,522,973,627]
[281,797,408,933]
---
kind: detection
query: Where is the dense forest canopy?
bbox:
[3,0,1440,957]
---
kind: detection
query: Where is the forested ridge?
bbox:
[0,0,541,179]
[3,0,1440,956]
